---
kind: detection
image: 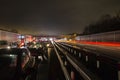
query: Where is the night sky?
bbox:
[0,0,120,35]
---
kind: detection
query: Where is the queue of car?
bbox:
[0,47,36,80]
[0,40,52,80]
[0,40,36,80]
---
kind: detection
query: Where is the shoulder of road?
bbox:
[65,42,120,61]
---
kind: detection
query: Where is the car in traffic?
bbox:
[28,47,44,61]
[0,48,35,80]
[0,40,10,49]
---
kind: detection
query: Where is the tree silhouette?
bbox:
[10,29,18,33]
[83,13,120,35]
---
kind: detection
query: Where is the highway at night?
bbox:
[0,0,120,80]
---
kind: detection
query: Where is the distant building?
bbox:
[0,29,20,42]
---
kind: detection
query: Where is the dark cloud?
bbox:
[0,0,120,35]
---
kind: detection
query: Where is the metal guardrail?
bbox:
[60,42,120,61]
[54,42,100,80]
[58,42,120,80]
[52,42,71,80]
[66,55,91,80]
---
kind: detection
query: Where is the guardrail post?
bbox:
[118,71,120,80]
[74,51,76,55]
[118,62,120,80]
[64,60,67,66]
[79,53,81,58]
[71,49,73,53]
[71,70,75,80]
[86,55,88,62]
[97,60,100,68]
[69,48,71,51]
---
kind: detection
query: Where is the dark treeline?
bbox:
[0,28,18,33]
[83,14,120,35]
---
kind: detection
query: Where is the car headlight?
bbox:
[7,46,11,49]
[46,44,50,47]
